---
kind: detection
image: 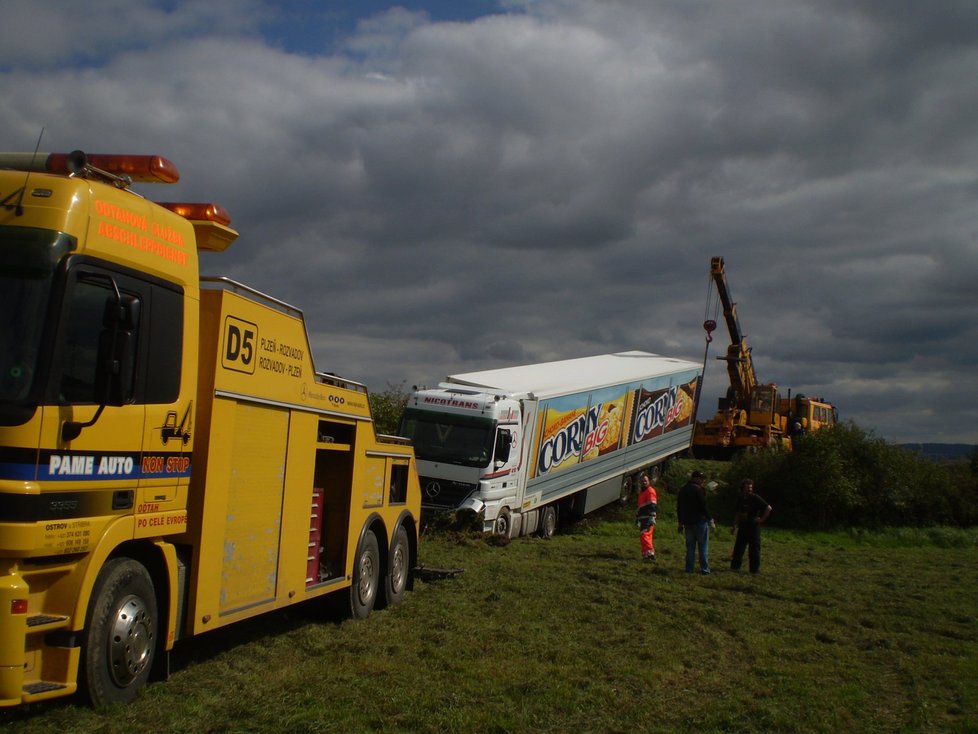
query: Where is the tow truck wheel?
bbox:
[82,558,157,706]
[384,526,411,607]
[350,531,380,619]
[537,505,557,539]
[493,507,512,538]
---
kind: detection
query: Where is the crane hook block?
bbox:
[703,319,717,343]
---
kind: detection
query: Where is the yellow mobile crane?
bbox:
[0,150,421,707]
[692,256,836,458]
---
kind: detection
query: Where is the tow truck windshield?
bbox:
[0,227,74,417]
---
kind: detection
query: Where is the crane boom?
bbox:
[710,256,758,409]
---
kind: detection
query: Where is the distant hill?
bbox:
[898,443,976,461]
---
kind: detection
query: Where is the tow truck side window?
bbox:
[54,266,183,406]
[145,284,182,403]
[58,274,140,405]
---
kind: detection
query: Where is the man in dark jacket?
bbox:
[730,478,772,574]
[677,470,715,574]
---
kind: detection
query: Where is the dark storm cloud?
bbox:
[1,0,975,442]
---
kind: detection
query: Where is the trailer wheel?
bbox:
[384,526,410,607]
[619,476,632,505]
[350,531,381,619]
[81,558,157,706]
[537,505,557,539]
[493,507,512,538]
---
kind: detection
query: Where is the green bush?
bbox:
[714,423,978,530]
[368,381,411,436]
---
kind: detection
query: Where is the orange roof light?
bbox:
[158,202,232,226]
[46,152,180,183]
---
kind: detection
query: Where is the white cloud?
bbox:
[2,0,976,443]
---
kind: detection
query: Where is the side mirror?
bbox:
[62,282,140,441]
[94,293,140,406]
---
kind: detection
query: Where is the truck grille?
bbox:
[419,477,478,511]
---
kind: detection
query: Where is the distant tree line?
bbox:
[371,381,978,530]
[712,423,978,529]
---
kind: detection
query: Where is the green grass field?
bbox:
[2,499,976,733]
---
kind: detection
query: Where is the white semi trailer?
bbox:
[401,351,701,537]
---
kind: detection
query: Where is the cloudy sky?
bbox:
[3,0,976,445]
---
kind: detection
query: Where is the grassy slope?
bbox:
[2,498,976,733]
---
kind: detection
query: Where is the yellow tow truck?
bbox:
[0,150,421,706]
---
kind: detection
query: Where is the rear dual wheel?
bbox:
[384,526,410,608]
[350,532,381,619]
[351,526,411,617]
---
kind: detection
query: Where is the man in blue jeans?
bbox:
[677,470,715,574]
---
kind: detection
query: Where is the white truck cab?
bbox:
[402,352,702,537]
